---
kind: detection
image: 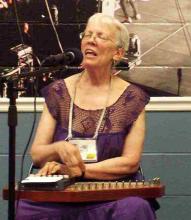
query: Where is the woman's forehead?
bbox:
[86,20,116,34]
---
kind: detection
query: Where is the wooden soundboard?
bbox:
[3,177,165,202]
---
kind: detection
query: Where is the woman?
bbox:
[16,13,157,220]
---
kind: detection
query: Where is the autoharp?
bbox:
[3,176,165,202]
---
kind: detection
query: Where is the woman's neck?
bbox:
[82,67,113,86]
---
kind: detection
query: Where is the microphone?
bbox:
[41,48,83,67]
[2,49,84,81]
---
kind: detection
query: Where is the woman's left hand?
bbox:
[36,161,85,178]
[36,161,67,176]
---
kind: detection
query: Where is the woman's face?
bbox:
[81,19,120,70]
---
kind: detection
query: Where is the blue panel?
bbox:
[145,112,191,153]
[0,155,32,196]
[0,113,40,154]
[157,196,191,220]
[142,154,191,195]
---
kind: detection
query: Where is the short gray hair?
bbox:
[87,13,129,51]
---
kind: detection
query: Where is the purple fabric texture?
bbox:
[16,80,157,220]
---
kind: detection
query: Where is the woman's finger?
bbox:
[51,164,63,174]
[36,161,60,175]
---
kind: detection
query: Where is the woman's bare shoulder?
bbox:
[64,73,81,95]
[65,73,81,83]
[114,76,131,91]
[65,73,81,86]
[107,76,131,106]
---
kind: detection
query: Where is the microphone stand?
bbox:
[6,78,19,220]
[2,65,83,220]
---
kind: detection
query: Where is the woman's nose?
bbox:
[88,34,97,42]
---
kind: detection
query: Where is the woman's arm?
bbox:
[84,109,146,180]
[30,103,85,176]
[30,103,59,167]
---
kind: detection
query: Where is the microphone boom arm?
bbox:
[1,65,84,81]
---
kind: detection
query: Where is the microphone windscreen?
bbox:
[41,48,83,67]
[65,48,83,66]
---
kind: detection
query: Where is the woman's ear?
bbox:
[113,48,126,62]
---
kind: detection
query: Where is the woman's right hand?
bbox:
[55,141,85,177]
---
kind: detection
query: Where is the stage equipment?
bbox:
[0,44,33,67]
[0,44,34,97]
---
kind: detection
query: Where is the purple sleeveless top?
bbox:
[41,79,150,165]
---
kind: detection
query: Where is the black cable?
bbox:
[15,74,39,216]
